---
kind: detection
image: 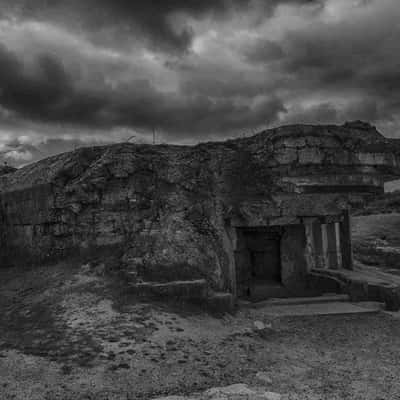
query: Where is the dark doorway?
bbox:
[246,231,281,282]
[235,227,286,301]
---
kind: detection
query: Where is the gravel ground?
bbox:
[1,262,400,399]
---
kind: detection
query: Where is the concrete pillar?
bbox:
[224,225,238,298]
[327,222,338,269]
[321,223,329,269]
[340,209,353,270]
[335,222,342,268]
[304,223,316,271]
[312,221,324,269]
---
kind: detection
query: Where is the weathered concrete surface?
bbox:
[1,121,400,297]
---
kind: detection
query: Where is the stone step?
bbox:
[248,294,350,308]
[239,294,350,308]
[258,301,384,317]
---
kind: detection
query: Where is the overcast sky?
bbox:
[0,0,399,166]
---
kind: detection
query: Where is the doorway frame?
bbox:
[234,226,283,299]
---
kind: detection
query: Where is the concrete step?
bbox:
[258,301,384,317]
[250,294,350,308]
[310,267,400,311]
[239,294,350,308]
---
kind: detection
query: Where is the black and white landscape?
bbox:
[1,1,400,399]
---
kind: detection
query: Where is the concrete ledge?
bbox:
[310,268,400,311]
[129,279,208,300]
[128,280,235,313]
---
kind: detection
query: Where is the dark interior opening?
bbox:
[235,227,286,301]
[246,230,281,283]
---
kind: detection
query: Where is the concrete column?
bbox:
[304,223,316,271]
[224,225,238,299]
[327,222,338,269]
[321,223,329,269]
[340,209,353,270]
[335,222,342,268]
[312,221,324,269]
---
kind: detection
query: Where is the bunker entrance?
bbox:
[235,227,287,301]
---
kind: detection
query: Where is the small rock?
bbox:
[254,321,266,330]
[254,321,273,334]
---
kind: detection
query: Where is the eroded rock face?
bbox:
[0,122,399,292]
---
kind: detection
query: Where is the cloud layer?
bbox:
[0,0,399,165]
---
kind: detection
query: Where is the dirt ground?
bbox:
[1,261,400,400]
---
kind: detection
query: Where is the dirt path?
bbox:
[1,263,400,399]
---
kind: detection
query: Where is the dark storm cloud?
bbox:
[87,0,322,53]
[0,44,106,124]
[0,45,72,119]
[0,0,400,167]
[272,1,400,129]
[1,0,252,53]
[243,39,284,64]
[0,43,284,138]
[0,0,324,53]
[89,0,248,52]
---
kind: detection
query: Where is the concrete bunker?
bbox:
[0,122,400,308]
